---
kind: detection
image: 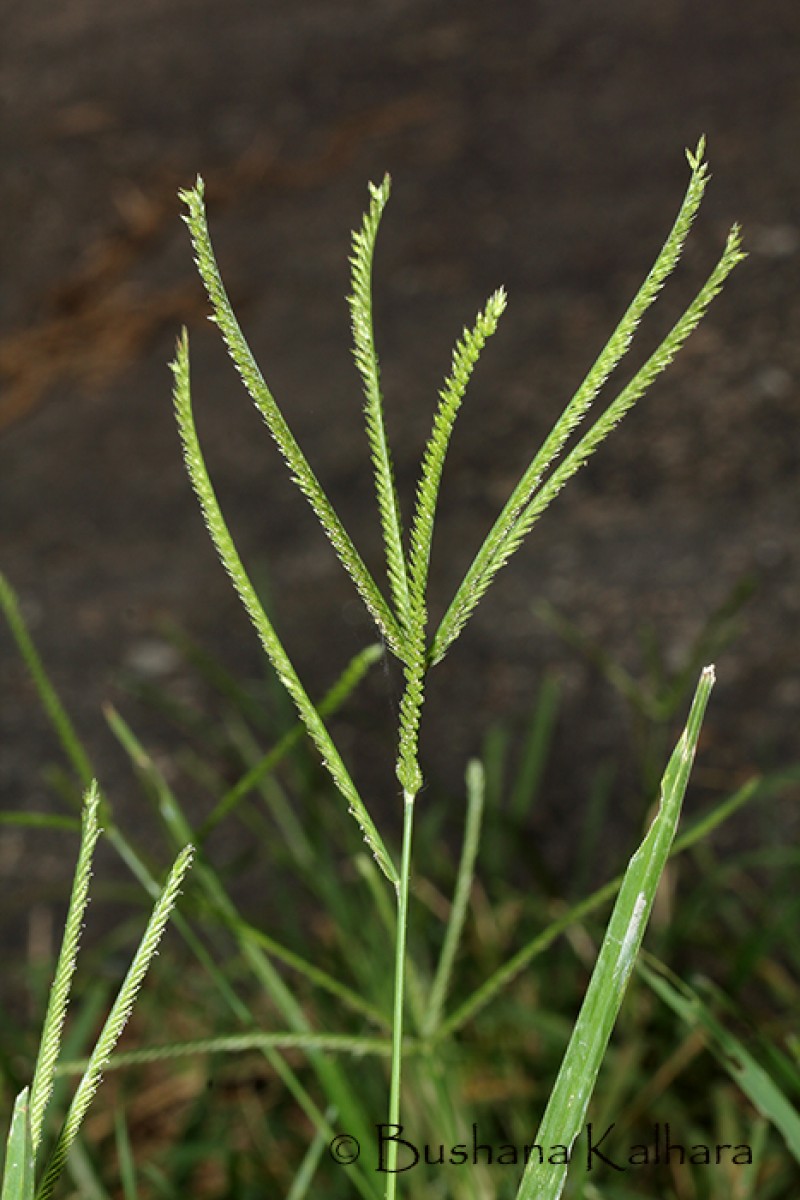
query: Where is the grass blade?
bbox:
[514,666,714,1200]
[437,765,780,1045]
[61,1141,110,1200]
[1,1089,34,1200]
[199,643,383,838]
[178,180,404,657]
[0,814,80,832]
[639,957,800,1165]
[508,672,561,821]
[285,1109,335,1200]
[0,574,93,792]
[113,1108,138,1200]
[422,761,485,1037]
[171,331,397,884]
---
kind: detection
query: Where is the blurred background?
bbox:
[1,0,798,930]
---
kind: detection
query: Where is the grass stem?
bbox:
[385,791,416,1197]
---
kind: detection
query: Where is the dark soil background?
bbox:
[1,1,798,948]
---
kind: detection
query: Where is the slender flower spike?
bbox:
[35,844,195,1200]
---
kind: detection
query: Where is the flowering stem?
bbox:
[385,790,416,1198]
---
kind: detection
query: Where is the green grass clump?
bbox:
[2,139,799,1198]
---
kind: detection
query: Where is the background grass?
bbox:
[1,598,797,1198]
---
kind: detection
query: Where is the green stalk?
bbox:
[385,791,416,1196]
[422,761,485,1038]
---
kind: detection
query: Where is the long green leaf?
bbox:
[1,1089,34,1200]
[639,958,800,1165]
[515,666,714,1200]
[422,760,485,1037]
[0,575,93,791]
[437,768,780,1043]
[113,1108,137,1200]
[179,180,405,658]
[171,331,397,885]
[286,1112,333,1200]
[199,643,383,839]
[0,814,80,832]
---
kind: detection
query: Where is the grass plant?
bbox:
[0,772,193,1200]
[2,140,799,1197]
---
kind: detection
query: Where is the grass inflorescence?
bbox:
[2,140,798,1199]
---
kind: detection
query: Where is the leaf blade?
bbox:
[639,959,800,1165]
[1,1089,34,1200]
[514,666,714,1200]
